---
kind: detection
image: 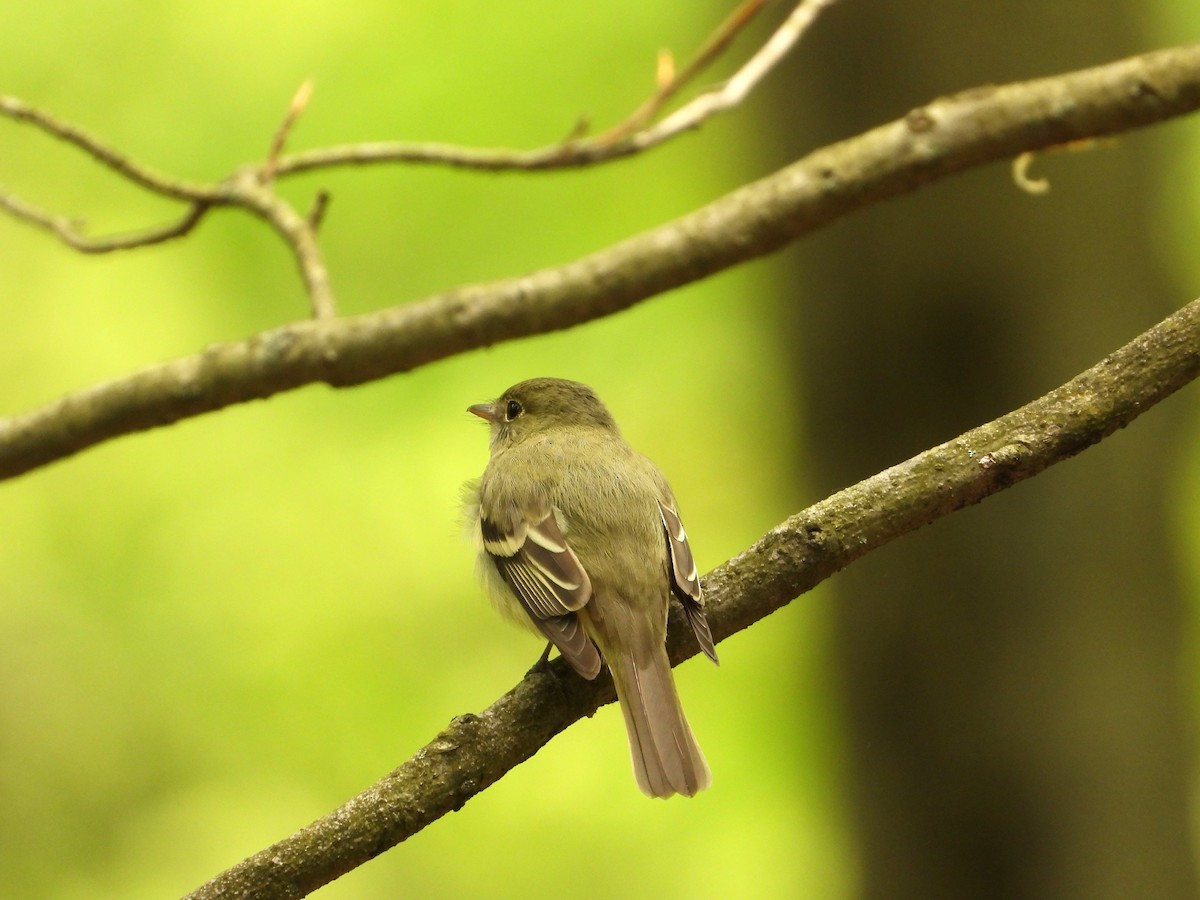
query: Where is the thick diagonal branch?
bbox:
[184,293,1200,900]
[1,44,1198,483]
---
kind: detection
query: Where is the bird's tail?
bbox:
[609,645,711,798]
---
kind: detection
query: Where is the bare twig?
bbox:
[0,189,209,252]
[636,0,838,147]
[0,95,220,202]
[594,0,772,145]
[0,2,837,318]
[306,190,331,232]
[263,79,315,183]
[225,168,336,319]
[183,293,1200,899]
[0,92,335,317]
[0,43,1196,483]
[270,0,840,175]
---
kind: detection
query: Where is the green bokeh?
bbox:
[6,3,1199,898]
[0,3,849,898]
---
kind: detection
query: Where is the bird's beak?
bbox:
[468,402,497,423]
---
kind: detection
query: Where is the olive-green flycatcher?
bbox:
[464,377,718,798]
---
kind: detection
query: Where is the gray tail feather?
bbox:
[610,647,711,798]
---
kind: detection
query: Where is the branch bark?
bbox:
[1,43,1198,483]
[184,291,1200,900]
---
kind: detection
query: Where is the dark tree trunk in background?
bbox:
[763,4,1198,898]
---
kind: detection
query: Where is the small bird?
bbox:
[463,377,719,798]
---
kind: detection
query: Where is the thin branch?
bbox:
[0,189,209,252]
[0,1,830,317]
[0,93,336,317]
[263,79,315,184]
[306,190,331,232]
[1,43,1196,482]
[632,0,841,150]
[183,293,1200,900]
[593,0,772,145]
[270,0,839,176]
[225,168,337,319]
[0,95,219,203]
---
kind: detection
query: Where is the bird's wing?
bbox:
[480,508,601,679]
[658,500,719,665]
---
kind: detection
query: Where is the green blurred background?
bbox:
[0,2,1197,898]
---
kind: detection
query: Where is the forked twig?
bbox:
[0,1,839,319]
[0,86,336,318]
[593,0,772,145]
[271,0,840,175]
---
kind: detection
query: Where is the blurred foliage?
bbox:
[3,3,1198,898]
[0,2,849,898]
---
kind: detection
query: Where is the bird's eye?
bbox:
[504,399,523,421]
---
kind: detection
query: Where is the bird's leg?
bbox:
[526,641,554,676]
